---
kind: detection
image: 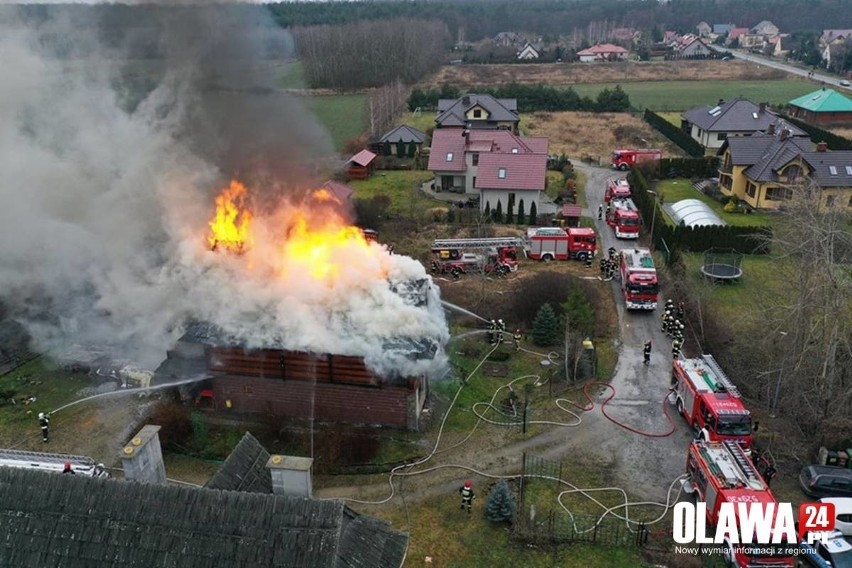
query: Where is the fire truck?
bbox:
[523,227,596,262]
[430,237,520,278]
[686,440,795,568]
[619,248,658,310]
[604,178,632,203]
[672,354,753,450]
[606,197,641,239]
[611,149,662,171]
[0,448,109,477]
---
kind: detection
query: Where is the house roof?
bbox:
[427,128,467,172]
[577,43,629,56]
[713,24,734,34]
[320,180,354,202]
[561,204,582,218]
[0,467,407,568]
[380,124,426,144]
[820,29,852,44]
[436,95,519,127]
[800,151,852,187]
[475,153,547,191]
[724,131,813,167]
[680,37,711,53]
[729,27,749,39]
[348,149,376,167]
[789,89,852,113]
[467,129,547,155]
[752,20,777,33]
[205,432,273,494]
[682,97,806,135]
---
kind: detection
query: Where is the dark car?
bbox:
[800,465,852,498]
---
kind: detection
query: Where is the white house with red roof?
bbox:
[576,44,629,62]
[427,127,549,213]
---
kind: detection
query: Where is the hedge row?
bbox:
[628,168,771,254]
[658,156,721,179]
[642,109,705,157]
[781,114,852,151]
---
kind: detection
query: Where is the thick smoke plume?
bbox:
[0,6,449,378]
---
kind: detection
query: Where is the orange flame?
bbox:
[208,181,252,253]
[283,213,374,281]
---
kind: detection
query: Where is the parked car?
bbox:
[840,79,851,87]
[820,498,852,537]
[797,530,852,568]
[800,466,852,498]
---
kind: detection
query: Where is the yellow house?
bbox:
[719,129,852,212]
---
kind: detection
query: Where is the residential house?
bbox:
[379,124,427,156]
[696,22,712,37]
[493,31,525,48]
[517,42,542,60]
[822,43,847,70]
[727,27,749,46]
[435,94,519,131]
[820,29,852,47]
[681,97,806,155]
[719,128,852,211]
[427,127,548,213]
[345,149,377,179]
[751,20,779,37]
[0,436,407,567]
[663,30,679,43]
[788,88,852,125]
[772,35,791,58]
[576,43,629,62]
[678,37,714,57]
[713,24,734,37]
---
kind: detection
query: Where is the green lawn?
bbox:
[349,170,436,216]
[569,80,815,111]
[399,110,436,135]
[653,179,774,227]
[278,60,306,89]
[657,112,682,127]
[303,94,368,152]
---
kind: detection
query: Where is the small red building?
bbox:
[346,149,377,180]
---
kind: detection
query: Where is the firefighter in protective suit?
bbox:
[459,480,475,514]
[514,329,522,351]
[487,320,496,344]
[38,412,50,443]
[497,320,506,343]
[643,340,652,365]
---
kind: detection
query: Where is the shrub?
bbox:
[485,480,517,523]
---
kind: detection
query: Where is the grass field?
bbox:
[349,170,437,216]
[303,94,368,151]
[570,80,816,111]
[654,179,774,227]
[278,60,306,89]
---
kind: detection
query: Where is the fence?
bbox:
[643,109,705,157]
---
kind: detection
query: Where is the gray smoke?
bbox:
[0,6,449,378]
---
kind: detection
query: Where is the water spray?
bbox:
[49,375,209,415]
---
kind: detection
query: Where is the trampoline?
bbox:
[700,248,743,282]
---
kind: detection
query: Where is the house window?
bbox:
[846,166,852,175]
[498,168,507,179]
[473,109,482,118]
[785,165,802,183]
[746,182,757,198]
[717,133,727,141]
[826,195,836,207]
[446,152,454,162]
[511,148,519,153]
[766,187,791,201]
[829,165,838,175]
[472,153,479,166]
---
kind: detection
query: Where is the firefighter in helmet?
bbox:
[459,480,475,514]
[497,320,506,343]
[488,320,496,344]
[38,412,50,443]
[672,337,683,359]
[643,340,652,365]
[514,329,522,351]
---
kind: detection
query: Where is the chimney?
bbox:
[267,454,313,498]
[759,102,766,114]
[780,129,789,141]
[817,141,828,152]
[462,95,470,106]
[767,123,776,135]
[120,424,167,485]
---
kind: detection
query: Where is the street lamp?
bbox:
[646,190,658,250]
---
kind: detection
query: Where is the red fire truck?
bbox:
[606,197,641,239]
[604,178,632,203]
[611,149,662,171]
[672,354,753,450]
[524,227,596,262]
[686,440,795,568]
[430,237,520,278]
[619,248,658,310]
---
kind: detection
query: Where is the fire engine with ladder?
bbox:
[606,197,641,239]
[685,440,795,568]
[604,178,632,203]
[0,448,109,477]
[619,248,659,310]
[672,354,754,451]
[430,237,521,278]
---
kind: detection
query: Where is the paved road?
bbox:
[725,49,851,90]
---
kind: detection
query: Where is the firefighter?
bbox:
[763,465,777,487]
[672,337,683,359]
[62,462,75,474]
[497,320,506,343]
[599,256,608,278]
[597,203,603,220]
[459,480,475,514]
[673,321,685,341]
[605,202,611,217]
[665,298,674,312]
[585,254,593,268]
[514,329,522,351]
[608,246,617,260]
[606,260,616,280]
[643,340,652,365]
[661,310,672,334]
[38,412,50,443]
[488,320,496,344]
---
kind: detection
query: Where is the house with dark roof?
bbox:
[435,94,519,131]
[681,97,806,155]
[713,24,734,36]
[0,463,407,567]
[820,29,852,47]
[677,37,714,57]
[427,127,548,214]
[577,43,629,62]
[205,432,273,493]
[379,124,427,156]
[719,127,852,211]
[788,88,852,125]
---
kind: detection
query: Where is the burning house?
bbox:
[154,181,448,430]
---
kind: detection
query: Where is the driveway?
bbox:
[724,49,851,90]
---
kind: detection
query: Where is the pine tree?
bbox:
[485,480,517,523]
[494,200,503,223]
[532,303,560,347]
[516,199,525,225]
[484,201,491,220]
[506,200,514,224]
[396,140,406,157]
[528,201,538,225]
[382,140,391,156]
[407,142,417,158]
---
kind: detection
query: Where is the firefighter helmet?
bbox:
[464,480,472,488]
[38,412,45,419]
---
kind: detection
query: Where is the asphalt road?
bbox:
[725,49,851,90]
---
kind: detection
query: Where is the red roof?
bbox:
[467,130,548,155]
[320,180,353,202]
[577,43,629,56]
[475,153,546,191]
[728,27,749,39]
[427,128,467,172]
[561,205,582,218]
[348,149,376,167]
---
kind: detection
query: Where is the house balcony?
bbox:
[720,163,733,175]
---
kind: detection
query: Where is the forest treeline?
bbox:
[293,19,450,89]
